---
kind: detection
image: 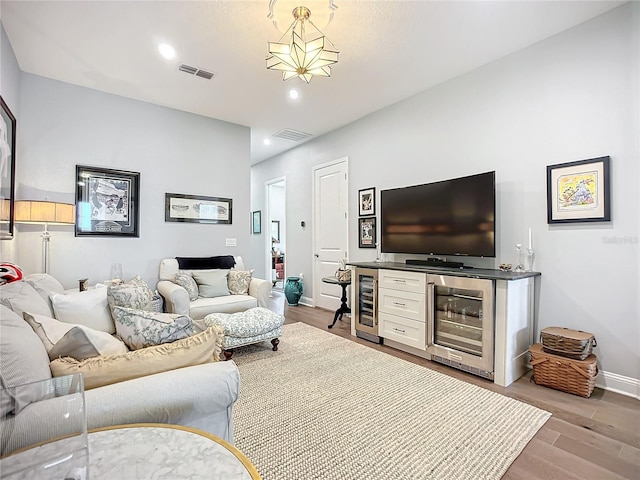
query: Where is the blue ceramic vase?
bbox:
[284,277,303,306]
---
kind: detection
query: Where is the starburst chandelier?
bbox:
[266,6,339,83]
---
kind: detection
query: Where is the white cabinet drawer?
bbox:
[379,312,426,350]
[378,287,426,322]
[379,269,426,294]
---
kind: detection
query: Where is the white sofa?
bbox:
[157,256,271,320]
[0,274,239,455]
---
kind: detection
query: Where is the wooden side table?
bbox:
[322,276,351,329]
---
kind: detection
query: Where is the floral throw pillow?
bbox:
[227,270,253,295]
[174,273,198,301]
[111,306,197,350]
[107,276,154,315]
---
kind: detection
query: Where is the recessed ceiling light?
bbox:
[158,43,176,60]
[263,138,271,146]
[289,89,299,100]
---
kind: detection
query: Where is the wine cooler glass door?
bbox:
[355,269,377,335]
[427,275,494,375]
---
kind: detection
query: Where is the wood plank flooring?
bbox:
[267,292,640,480]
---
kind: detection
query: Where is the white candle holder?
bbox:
[526,248,535,272]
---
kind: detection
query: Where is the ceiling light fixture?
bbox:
[289,89,299,99]
[266,6,339,84]
[263,138,271,146]
[158,43,176,60]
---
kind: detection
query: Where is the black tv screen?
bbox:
[381,171,496,257]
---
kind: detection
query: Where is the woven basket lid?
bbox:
[541,327,594,341]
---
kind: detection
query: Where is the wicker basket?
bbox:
[540,326,596,360]
[529,343,597,398]
[151,293,164,313]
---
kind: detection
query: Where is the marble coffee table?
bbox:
[89,423,261,479]
[1,423,260,479]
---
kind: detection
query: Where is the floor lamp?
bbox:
[14,200,75,274]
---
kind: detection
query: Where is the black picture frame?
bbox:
[75,165,140,236]
[165,193,233,224]
[546,156,611,224]
[358,217,376,248]
[358,187,376,216]
[0,96,16,240]
[252,211,261,234]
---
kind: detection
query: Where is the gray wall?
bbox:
[12,73,251,289]
[251,4,640,382]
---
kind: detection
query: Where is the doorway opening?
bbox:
[266,178,286,291]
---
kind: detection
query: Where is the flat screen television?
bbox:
[380,171,496,258]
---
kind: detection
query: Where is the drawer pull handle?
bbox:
[393,302,406,307]
[392,327,406,333]
[393,279,406,283]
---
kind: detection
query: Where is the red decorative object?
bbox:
[0,262,23,284]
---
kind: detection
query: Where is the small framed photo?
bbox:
[165,193,232,224]
[76,165,140,237]
[546,156,611,224]
[358,187,376,216]
[252,210,261,234]
[358,217,376,248]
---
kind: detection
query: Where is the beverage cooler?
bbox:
[426,274,495,380]
[353,268,381,344]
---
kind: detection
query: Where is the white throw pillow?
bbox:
[49,326,129,361]
[192,270,230,298]
[50,285,115,334]
[0,305,52,417]
[24,273,66,307]
[111,306,198,350]
[23,311,75,351]
[0,281,53,318]
[23,312,128,360]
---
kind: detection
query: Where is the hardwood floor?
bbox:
[267,291,640,479]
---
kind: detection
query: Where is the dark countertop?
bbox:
[347,261,541,281]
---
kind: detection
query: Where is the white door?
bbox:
[313,158,348,310]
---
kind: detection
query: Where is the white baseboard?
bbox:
[597,370,640,400]
[297,295,313,307]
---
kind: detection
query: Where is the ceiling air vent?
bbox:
[273,128,313,142]
[179,64,214,80]
[195,69,214,80]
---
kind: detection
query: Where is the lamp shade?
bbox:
[0,199,10,222]
[14,200,75,225]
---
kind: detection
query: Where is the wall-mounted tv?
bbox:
[381,171,496,258]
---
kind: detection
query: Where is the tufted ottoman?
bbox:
[201,307,285,360]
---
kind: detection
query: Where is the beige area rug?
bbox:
[232,322,550,480]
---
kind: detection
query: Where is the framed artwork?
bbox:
[358,217,376,248]
[252,211,261,234]
[165,193,232,224]
[75,165,140,237]
[358,187,376,216]
[546,156,611,224]
[0,96,16,240]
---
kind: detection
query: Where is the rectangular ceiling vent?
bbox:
[273,128,313,142]
[179,64,214,80]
